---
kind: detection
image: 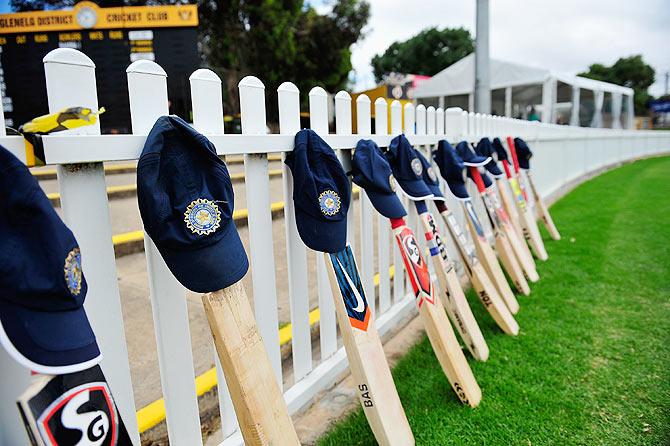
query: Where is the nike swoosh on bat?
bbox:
[336,258,365,313]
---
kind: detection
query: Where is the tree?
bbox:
[578,55,655,115]
[11,0,369,116]
[371,27,473,82]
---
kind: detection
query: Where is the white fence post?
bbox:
[189,69,239,441]
[238,76,283,384]
[309,86,338,362]
[375,98,393,313]
[278,82,316,377]
[334,91,356,248]
[127,59,202,445]
[355,94,377,317]
[390,100,405,303]
[42,49,140,445]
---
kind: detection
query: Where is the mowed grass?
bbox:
[318,156,670,446]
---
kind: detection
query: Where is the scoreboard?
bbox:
[0,1,199,133]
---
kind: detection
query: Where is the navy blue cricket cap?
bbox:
[475,138,503,177]
[454,140,491,167]
[386,134,434,201]
[0,145,100,374]
[352,139,406,219]
[433,140,470,200]
[285,129,350,253]
[137,116,248,293]
[513,137,533,170]
[414,149,446,201]
[492,138,510,162]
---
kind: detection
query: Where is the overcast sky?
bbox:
[339,0,670,96]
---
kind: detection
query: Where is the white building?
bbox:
[413,53,635,129]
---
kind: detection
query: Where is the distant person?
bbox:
[528,107,540,121]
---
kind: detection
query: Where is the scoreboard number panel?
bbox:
[0,2,199,133]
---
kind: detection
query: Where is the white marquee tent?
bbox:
[413,53,635,129]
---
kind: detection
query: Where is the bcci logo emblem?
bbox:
[64,248,83,296]
[318,190,341,216]
[389,174,397,192]
[411,158,423,177]
[184,198,221,236]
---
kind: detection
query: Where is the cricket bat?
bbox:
[434,201,519,336]
[415,201,489,362]
[494,173,538,278]
[391,216,482,407]
[467,167,531,296]
[460,194,521,314]
[203,282,300,445]
[485,180,540,283]
[525,170,561,240]
[323,246,415,446]
[505,137,548,261]
[17,365,133,446]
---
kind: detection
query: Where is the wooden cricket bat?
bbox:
[496,170,537,268]
[487,181,539,283]
[391,217,482,407]
[460,195,521,314]
[468,167,531,296]
[525,170,561,240]
[505,137,548,261]
[203,282,300,446]
[323,246,415,446]
[493,175,539,282]
[434,201,519,336]
[496,175,526,248]
[415,202,489,362]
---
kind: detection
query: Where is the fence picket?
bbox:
[127,59,202,446]
[189,69,239,440]
[41,49,142,445]
[309,86,338,361]
[238,77,283,384]
[374,98,393,313]
[278,82,315,377]
[390,100,405,302]
[355,95,376,316]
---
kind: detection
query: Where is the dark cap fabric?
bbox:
[513,137,533,169]
[475,138,503,177]
[386,134,433,201]
[285,129,350,253]
[454,141,491,167]
[0,145,100,374]
[414,149,445,201]
[352,139,406,219]
[137,116,248,293]
[492,138,510,162]
[433,140,470,200]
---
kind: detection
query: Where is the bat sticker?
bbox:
[445,213,477,263]
[396,227,434,307]
[425,213,454,272]
[329,246,371,331]
[38,382,119,446]
[481,193,502,229]
[464,200,485,238]
[509,178,527,210]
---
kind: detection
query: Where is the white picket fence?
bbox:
[0,48,669,446]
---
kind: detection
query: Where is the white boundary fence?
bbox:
[0,48,668,446]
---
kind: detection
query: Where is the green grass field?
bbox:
[318,156,670,446]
